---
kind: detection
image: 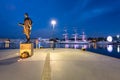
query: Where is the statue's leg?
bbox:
[25,28,30,43]
[26,33,30,43]
[26,35,29,43]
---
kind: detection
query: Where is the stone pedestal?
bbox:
[20,43,34,58]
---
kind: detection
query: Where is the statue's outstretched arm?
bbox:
[18,23,24,27]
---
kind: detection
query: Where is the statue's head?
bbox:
[24,13,28,18]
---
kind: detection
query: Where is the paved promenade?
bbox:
[0,48,120,80]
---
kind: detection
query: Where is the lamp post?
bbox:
[51,20,56,50]
[51,20,56,39]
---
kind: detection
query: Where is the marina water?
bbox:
[0,41,120,59]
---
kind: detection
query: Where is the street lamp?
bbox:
[51,20,56,38]
[51,19,56,50]
[51,20,56,30]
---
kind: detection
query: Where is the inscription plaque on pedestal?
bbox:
[20,43,33,58]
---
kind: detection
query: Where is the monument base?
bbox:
[20,43,34,58]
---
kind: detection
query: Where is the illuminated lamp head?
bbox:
[107,36,112,42]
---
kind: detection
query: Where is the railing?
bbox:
[0,42,20,49]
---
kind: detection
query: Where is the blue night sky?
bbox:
[0,0,120,38]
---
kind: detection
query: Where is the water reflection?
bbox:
[82,45,87,49]
[107,45,113,52]
[74,44,79,49]
[64,44,88,49]
[0,41,120,55]
[92,42,97,49]
[117,45,120,53]
[65,44,69,48]
[0,41,120,58]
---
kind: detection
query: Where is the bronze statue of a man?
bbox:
[18,13,32,43]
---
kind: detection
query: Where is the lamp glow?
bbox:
[107,36,112,42]
[51,20,56,29]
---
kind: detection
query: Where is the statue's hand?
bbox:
[18,23,24,27]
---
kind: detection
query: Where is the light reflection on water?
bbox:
[74,44,79,49]
[107,45,113,52]
[65,44,69,48]
[0,42,120,58]
[117,45,120,53]
[60,43,120,58]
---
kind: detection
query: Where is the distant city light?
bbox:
[117,35,120,38]
[107,36,112,42]
[38,37,41,41]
